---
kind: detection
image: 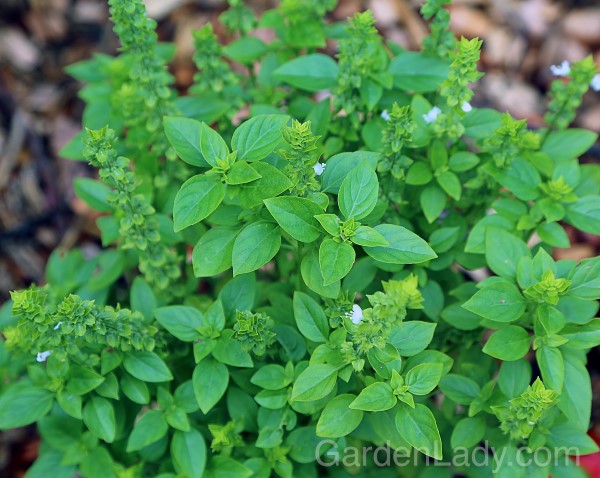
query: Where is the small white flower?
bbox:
[53,321,63,330]
[461,101,473,113]
[591,73,600,92]
[313,162,326,176]
[380,109,391,121]
[350,304,363,325]
[36,351,52,362]
[550,60,571,77]
[422,106,442,124]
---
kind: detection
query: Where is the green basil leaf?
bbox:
[273,54,339,92]
[232,115,289,162]
[0,385,53,429]
[264,196,323,243]
[154,306,202,342]
[192,227,238,278]
[364,224,437,264]
[293,292,329,343]
[395,403,443,460]
[389,52,449,93]
[126,410,168,452]
[173,175,225,232]
[171,429,207,478]
[291,364,338,402]
[405,363,443,395]
[199,122,228,167]
[483,325,530,361]
[123,351,173,383]
[163,116,208,167]
[319,239,355,286]
[349,382,397,411]
[82,396,116,443]
[232,221,281,275]
[462,282,526,323]
[316,394,363,438]
[193,358,229,414]
[338,162,379,220]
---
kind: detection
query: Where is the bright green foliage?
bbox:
[484,112,540,168]
[83,127,182,292]
[335,11,389,115]
[440,37,482,109]
[233,311,276,356]
[545,56,598,134]
[493,378,559,440]
[3,1,600,477]
[421,0,454,58]
[108,0,179,172]
[8,288,158,360]
[279,120,322,196]
[191,25,239,96]
[524,270,571,305]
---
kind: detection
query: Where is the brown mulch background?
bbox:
[0,0,600,476]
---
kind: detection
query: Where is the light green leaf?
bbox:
[320,151,380,194]
[192,227,238,277]
[316,394,363,438]
[485,229,530,279]
[293,292,329,343]
[154,306,202,342]
[232,115,289,162]
[235,162,292,208]
[338,162,379,220]
[0,385,54,430]
[123,352,173,383]
[351,226,389,247]
[193,358,229,414]
[126,410,168,452]
[301,249,340,299]
[451,417,486,449]
[82,396,116,443]
[319,239,355,285]
[163,116,208,167]
[364,224,437,265]
[566,196,600,235]
[405,363,443,395]
[171,429,207,478]
[483,325,530,361]
[291,364,338,402]
[173,175,225,232]
[420,185,447,223]
[73,178,112,212]
[389,52,449,93]
[273,54,339,92]
[232,221,281,275]
[388,322,436,357]
[264,196,323,243]
[462,282,526,322]
[395,403,443,460]
[200,122,228,167]
[542,129,598,162]
[349,382,396,411]
[439,374,480,405]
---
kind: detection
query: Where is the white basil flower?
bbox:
[54,321,63,330]
[313,162,326,176]
[422,106,442,124]
[380,109,391,121]
[591,73,600,92]
[350,304,363,324]
[36,351,52,362]
[461,101,473,113]
[550,60,571,77]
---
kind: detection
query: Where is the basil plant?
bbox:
[1,0,600,477]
